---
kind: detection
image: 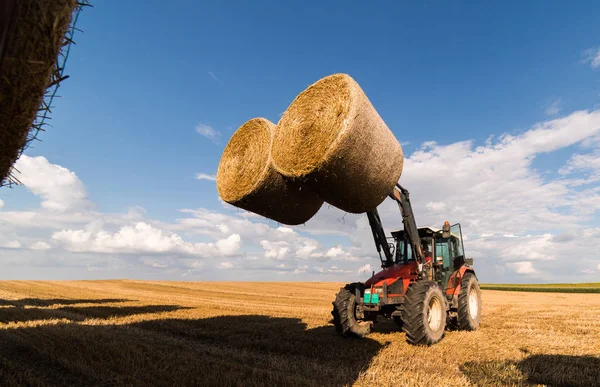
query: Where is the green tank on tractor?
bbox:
[331,184,482,346]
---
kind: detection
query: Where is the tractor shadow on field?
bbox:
[461,354,600,387]
[0,313,385,386]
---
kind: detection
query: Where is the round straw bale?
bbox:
[216,118,324,225]
[272,73,404,213]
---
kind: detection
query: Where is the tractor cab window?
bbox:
[395,239,414,263]
[421,238,433,260]
[434,240,450,267]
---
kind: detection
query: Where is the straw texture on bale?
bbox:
[217,118,323,225]
[0,0,79,186]
[272,73,404,213]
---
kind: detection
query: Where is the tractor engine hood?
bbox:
[364,261,418,287]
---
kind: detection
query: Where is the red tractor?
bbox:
[331,184,481,345]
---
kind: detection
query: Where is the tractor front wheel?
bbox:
[457,272,481,330]
[401,281,446,346]
[331,283,372,338]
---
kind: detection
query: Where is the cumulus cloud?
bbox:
[260,240,290,260]
[52,222,241,257]
[507,261,536,274]
[3,109,600,282]
[292,265,308,274]
[13,155,91,212]
[326,246,344,258]
[295,241,319,258]
[30,241,51,251]
[426,201,446,212]
[0,240,21,249]
[217,262,234,270]
[0,199,4,209]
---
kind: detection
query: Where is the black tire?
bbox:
[331,283,372,338]
[457,272,481,330]
[401,281,446,346]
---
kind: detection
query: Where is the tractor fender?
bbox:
[445,266,476,300]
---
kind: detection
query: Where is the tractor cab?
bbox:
[388,222,469,286]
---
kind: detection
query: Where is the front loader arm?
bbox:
[366,209,394,267]
[389,184,424,263]
[365,183,426,275]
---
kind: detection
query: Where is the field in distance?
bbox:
[0,280,599,386]
[481,282,600,293]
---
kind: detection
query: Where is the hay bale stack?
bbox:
[217,118,323,225]
[272,73,404,213]
[0,0,79,186]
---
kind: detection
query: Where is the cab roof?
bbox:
[391,227,439,237]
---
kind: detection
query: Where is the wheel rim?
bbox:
[427,296,443,331]
[468,286,479,319]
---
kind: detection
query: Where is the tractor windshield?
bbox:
[434,224,465,268]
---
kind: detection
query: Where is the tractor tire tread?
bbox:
[331,283,371,338]
[457,272,481,331]
[401,281,446,346]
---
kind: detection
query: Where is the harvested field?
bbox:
[0,280,598,386]
[481,283,600,293]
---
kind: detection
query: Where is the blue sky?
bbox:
[1,1,599,282]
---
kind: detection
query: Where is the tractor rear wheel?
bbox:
[457,272,481,330]
[401,281,446,346]
[331,283,372,338]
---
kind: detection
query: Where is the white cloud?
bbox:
[326,246,344,258]
[3,109,600,283]
[507,261,536,274]
[0,240,21,249]
[583,47,600,69]
[30,241,51,251]
[13,155,91,212]
[208,72,222,84]
[559,152,600,179]
[545,99,561,116]
[215,234,241,255]
[217,262,234,270]
[426,201,446,212]
[358,264,373,274]
[597,263,600,271]
[52,221,241,257]
[295,241,318,258]
[260,240,290,260]
[292,265,308,274]
[195,173,216,181]
[196,124,220,142]
[0,199,4,209]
